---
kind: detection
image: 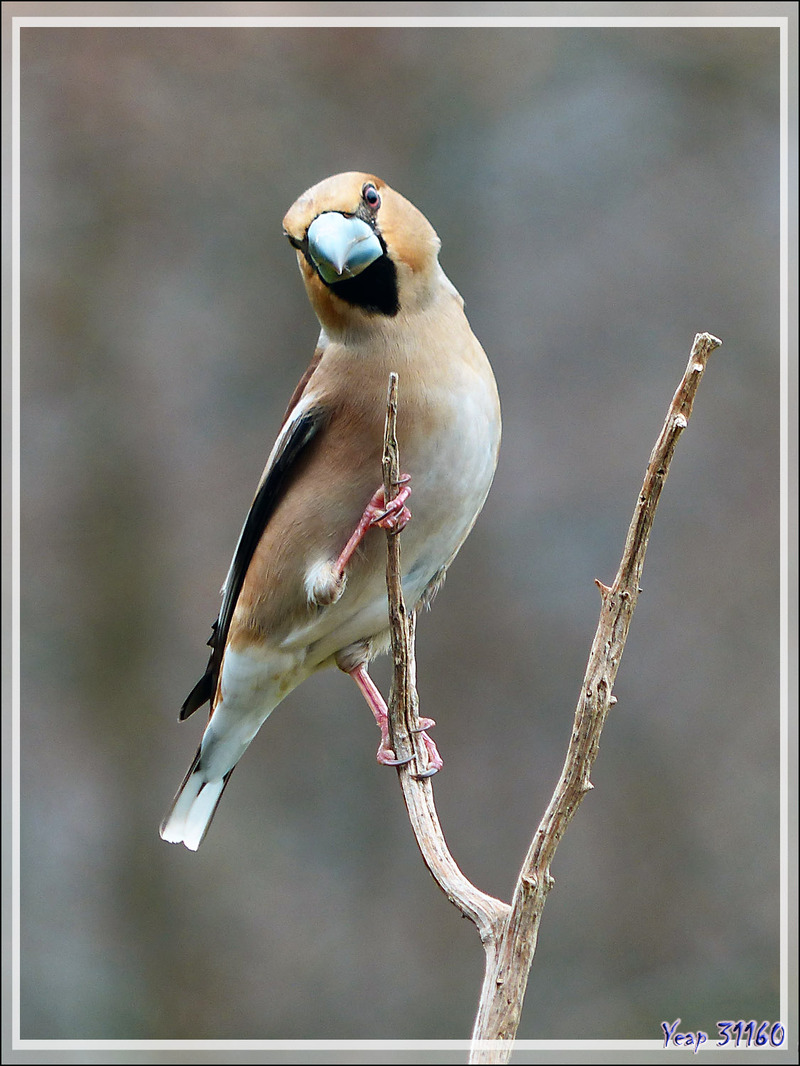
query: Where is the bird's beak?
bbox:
[306,213,383,284]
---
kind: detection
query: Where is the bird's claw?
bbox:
[410,717,441,777]
[369,483,412,532]
[418,732,444,776]
[405,730,444,779]
[331,476,412,586]
[377,746,414,767]
[411,765,440,780]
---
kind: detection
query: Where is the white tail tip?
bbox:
[160,766,228,851]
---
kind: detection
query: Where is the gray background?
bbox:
[15,5,785,1048]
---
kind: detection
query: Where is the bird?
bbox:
[160,172,501,851]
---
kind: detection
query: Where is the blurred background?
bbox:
[16,5,784,1051]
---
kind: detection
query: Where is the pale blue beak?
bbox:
[307,213,383,285]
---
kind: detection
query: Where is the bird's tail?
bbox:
[159,747,234,851]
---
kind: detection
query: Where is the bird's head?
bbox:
[283,173,444,333]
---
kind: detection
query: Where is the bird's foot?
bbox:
[410,729,444,778]
[377,725,442,776]
[332,476,412,581]
[378,710,443,777]
[367,475,412,533]
[348,661,443,777]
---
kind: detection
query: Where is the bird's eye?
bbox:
[362,183,381,210]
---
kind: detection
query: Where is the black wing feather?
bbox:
[180,407,325,720]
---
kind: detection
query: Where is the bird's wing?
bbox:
[180,379,327,721]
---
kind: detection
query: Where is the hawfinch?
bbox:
[160,173,501,850]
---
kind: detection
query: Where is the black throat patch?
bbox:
[326,254,400,317]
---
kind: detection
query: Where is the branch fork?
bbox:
[379,333,721,1060]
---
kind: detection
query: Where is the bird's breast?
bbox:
[236,308,500,665]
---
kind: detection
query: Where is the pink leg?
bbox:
[334,477,412,581]
[348,662,443,776]
[349,663,410,766]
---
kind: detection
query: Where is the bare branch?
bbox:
[380,333,721,1061]
[382,372,509,941]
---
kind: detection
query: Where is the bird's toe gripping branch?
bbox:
[348,662,442,775]
[409,718,443,778]
[308,477,413,608]
[367,473,412,532]
[338,475,411,569]
[335,476,412,576]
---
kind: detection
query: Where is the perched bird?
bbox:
[160,172,501,851]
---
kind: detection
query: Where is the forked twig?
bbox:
[381,333,721,1060]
